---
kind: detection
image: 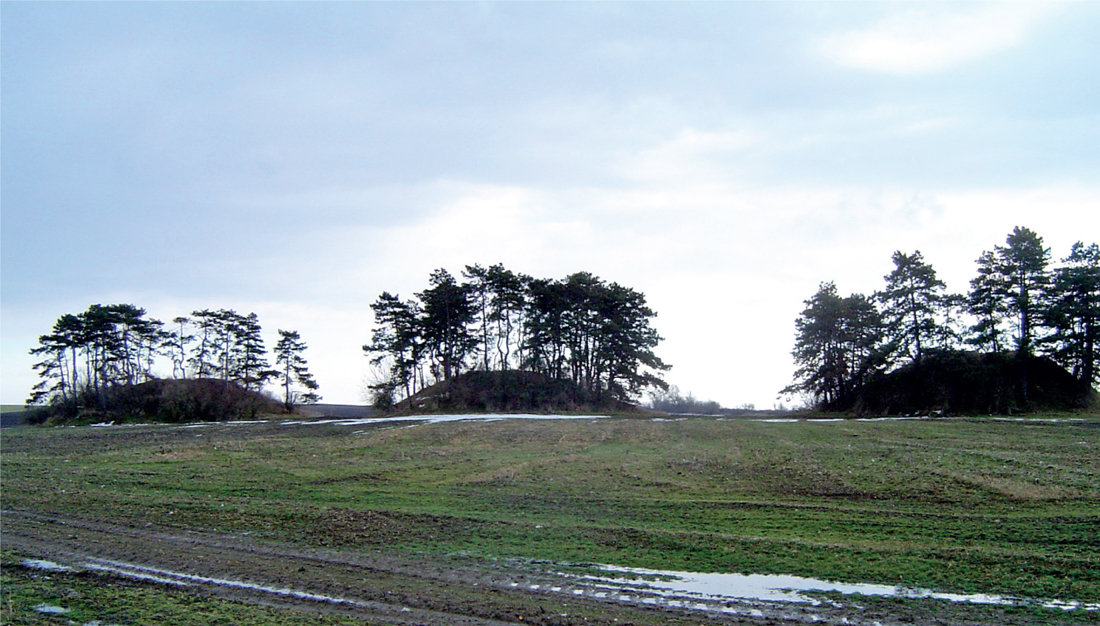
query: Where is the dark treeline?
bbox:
[784,227,1099,412]
[364,265,669,407]
[27,305,319,420]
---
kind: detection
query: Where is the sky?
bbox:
[2,2,1098,409]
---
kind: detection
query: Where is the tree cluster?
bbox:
[785,227,1099,410]
[647,385,723,415]
[28,304,319,418]
[364,265,669,407]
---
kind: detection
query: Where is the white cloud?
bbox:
[5,2,1097,412]
[5,169,1096,410]
[818,4,1055,74]
[619,127,760,183]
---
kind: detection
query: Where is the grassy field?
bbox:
[2,414,1098,611]
[1,404,26,413]
[0,553,365,626]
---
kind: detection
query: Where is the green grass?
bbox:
[3,415,1099,605]
[1,404,27,413]
[0,549,368,625]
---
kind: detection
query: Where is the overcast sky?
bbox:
[3,2,1098,408]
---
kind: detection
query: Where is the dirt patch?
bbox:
[1,508,1076,625]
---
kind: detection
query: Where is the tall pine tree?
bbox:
[877,251,946,363]
[273,329,321,411]
[996,226,1050,355]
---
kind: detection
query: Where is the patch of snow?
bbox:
[22,559,73,572]
[281,413,610,427]
[82,558,377,607]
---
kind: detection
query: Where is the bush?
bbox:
[28,378,283,425]
[395,370,638,414]
[852,350,1095,415]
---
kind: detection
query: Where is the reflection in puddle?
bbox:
[566,564,1100,612]
[20,554,1099,618]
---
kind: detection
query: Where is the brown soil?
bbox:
[1,508,1060,625]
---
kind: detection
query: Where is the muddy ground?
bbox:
[5,416,1095,625]
[0,508,1071,626]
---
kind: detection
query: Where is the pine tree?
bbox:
[783,282,887,408]
[26,305,163,408]
[877,251,946,363]
[273,329,321,411]
[364,292,423,404]
[417,269,476,382]
[966,250,1009,352]
[996,226,1050,355]
[1042,242,1100,387]
[485,264,528,371]
[232,312,273,391]
[163,316,194,379]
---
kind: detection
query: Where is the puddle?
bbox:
[20,555,1100,617]
[581,565,891,606]
[568,564,1100,612]
[749,416,1091,424]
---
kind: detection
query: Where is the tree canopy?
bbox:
[1041,242,1100,386]
[27,304,319,422]
[365,265,669,407]
[878,251,946,364]
[273,329,321,411]
[996,226,1051,355]
[782,282,887,408]
[785,228,1098,412]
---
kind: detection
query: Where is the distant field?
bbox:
[2,414,1098,624]
[1,404,26,413]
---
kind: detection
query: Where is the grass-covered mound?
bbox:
[395,370,640,414]
[853,350,1097,415]
[5,416,1098,610]
[25,378,283,425]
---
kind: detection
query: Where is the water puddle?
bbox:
[20,555,1099,617]
[565,564,1100,612]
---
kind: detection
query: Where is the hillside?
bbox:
[392,370,643,414]
[851,351,1097,415]
[24,378,284,425]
